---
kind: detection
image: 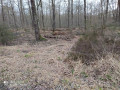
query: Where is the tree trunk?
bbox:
[49,0,52,27]
[100,0,104,29]
[10,0,17,30]
[30,0,41,41]
[84,0,87,30]
[59,2,61,28]
[78,0,80,28]
[71,0,73,28]
[68,0,70,28]
[40,0,45,30]
[6,2,11,27]
[51,0,56,32]
[27,0,33,27]
[20,0,25,25]
[118,0,120,22]
[104,0,109,27]
[0,0,5,23]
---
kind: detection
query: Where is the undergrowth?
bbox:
[65,30,120,65]
[0,25,14,45]
[64,29,120,89]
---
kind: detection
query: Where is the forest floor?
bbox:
[0,29,120,90]
[0,29,80,89]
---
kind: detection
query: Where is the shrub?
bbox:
[0,25,14,45]
[39,36,47,41]
[66,30,120,65]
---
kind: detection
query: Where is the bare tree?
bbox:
[30,0,41,41]
[58,0,61,28]
[0,0,5,23]
[39,0,45,30]
[104,0,109,28]
[10,0,17,29]
[71,0,73,28]
[0,0,118,31]
[77,0,81,28]
[68,0,70,28]
[118,0,120,22]
[101,0,109,29]
[20,0,25,27]
[51,0,56,32]
[106,0,109,19]
[84,0,87,30]
[49,0,52,27]
[27,0,33,27]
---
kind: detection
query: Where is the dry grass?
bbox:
[66,30,120,65]
[0,28,120,89]
[63,54,120,90]
[64,30,120,89]
[0,29,79,89]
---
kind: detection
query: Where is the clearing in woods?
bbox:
[1,29,119,90]
[0,29,79,89]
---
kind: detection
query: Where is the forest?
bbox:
[0,0,120,90]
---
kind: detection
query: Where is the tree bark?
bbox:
[27,0,33,27]
[59,1,61,28]
[0,0,5,23]
[118,0,120,22]
[84,0,87,30]
[10,0,17,30]
[104,0,109,27]
[40,0,45,30]
[68,0,70,28]
[20,0,25,27]
[51,0,56,32]
[71,0,73,28]
[30,0,41,41]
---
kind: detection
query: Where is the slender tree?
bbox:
[118,0,120,22]
[39,0,45,30]
[84,0,87,30]
[49,0,52,27]
[68,0,70,28]
[27,0,33,26]
[105,0,109,20]
[19,0,25,27]
[58,0,61,28]
[77,0,81,28]
[10,0,17,30]
[51,0,56,32]
[0,0,5,23]
[6,2,11,27]
[71,0,73,28]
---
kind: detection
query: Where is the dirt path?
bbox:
[0,36,79,89]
